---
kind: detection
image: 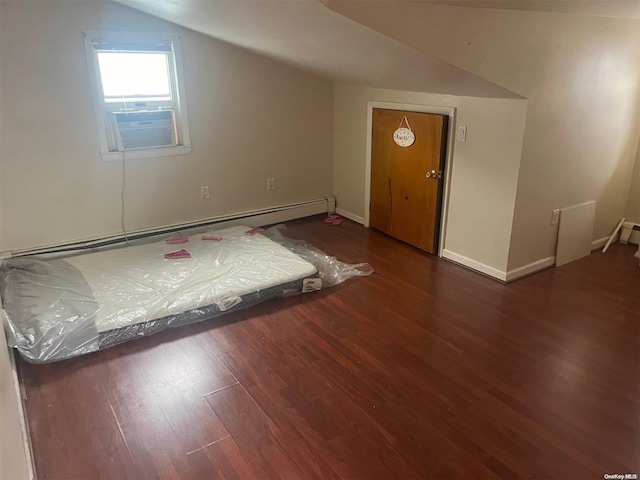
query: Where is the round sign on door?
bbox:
[393,116,415,147]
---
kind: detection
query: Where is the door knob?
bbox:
[426,170,437,178]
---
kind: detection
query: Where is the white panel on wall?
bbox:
[556,201,596,267]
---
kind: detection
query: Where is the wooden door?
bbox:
[370,109,448,253]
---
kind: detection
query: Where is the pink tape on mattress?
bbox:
[166,237,189,244]
[202,235,223,241]
[164,249,192,259]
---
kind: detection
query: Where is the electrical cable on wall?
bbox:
[118,94,129,246]
[121,157,129,246]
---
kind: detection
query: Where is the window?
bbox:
[83,31,191,160]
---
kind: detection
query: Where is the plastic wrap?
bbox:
[262,224,374,286]
[0,225,373,363]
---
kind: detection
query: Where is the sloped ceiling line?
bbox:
[419,0,640,19]
[113,0,522,99]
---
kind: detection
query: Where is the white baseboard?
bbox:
[441,249,507,282]
[443,249,556,283]
[592,230,639,253]
[505,256,555,282]
[336,208,365,225]
[210,199,330,231]
[591,236,610,251]
[7,197,334,258]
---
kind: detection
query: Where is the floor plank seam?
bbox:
[136,361,183,445]
[105,393,135,465]
[216,351,242,384]
[186,435,232,456]
[202,381,240,398]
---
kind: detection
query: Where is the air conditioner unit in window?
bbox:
[113,110,177,151]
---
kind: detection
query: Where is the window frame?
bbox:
[83,30,192,161]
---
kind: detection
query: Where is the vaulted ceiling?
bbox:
[114,0,638,99]
[113,0,521,99]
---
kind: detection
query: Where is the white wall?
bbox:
[0,1,334,252]
[327,2,640,271]
[333,84,528,274]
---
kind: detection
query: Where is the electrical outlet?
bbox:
[267,177,275,190]
[551,209,560,225]
[201,186,210,199]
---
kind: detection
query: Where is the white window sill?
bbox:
[100,145,192,161]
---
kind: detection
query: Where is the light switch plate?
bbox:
[457,126,467,142]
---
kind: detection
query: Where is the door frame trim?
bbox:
[365,101,456,257]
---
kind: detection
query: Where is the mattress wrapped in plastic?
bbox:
[1,224,372,363]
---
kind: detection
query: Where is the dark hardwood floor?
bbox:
[17,215,639,479]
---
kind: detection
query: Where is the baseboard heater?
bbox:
[620,221,640,245]
[4,196,336,259]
